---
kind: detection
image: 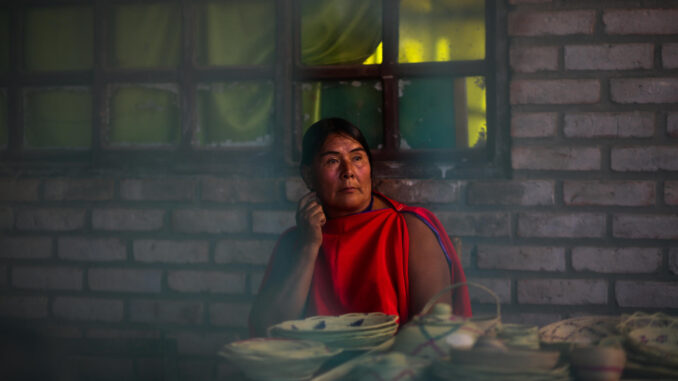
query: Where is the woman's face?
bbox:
[305,133,372,218]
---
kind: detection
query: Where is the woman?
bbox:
[249,118,470,336]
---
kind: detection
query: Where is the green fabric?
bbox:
[301,0,381,65]
[24,6,93,71]
[0,90,7,147]
[198,1,274,66]
[0,10,8,72]
[399,78,456,149]
[109,86,180,145]
[302,80,383,149]
[197,81,273,146]
[24,88,92,148]
[110,3,181,68]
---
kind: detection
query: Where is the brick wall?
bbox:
[2,1,678,380]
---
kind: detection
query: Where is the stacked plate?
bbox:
[268,312,399,350]
[218,337,341,381]
[624,326,678,378]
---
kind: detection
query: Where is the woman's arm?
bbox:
[404,213,453,317]
[249,192,325,336]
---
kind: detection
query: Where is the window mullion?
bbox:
[179,0,195,153]
[92,0,106,165]
[381,0,399,153]
[277,0,294,165]
[7,4,23,158]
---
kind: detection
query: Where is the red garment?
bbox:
[259,193,471,327]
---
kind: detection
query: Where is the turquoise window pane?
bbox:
[301,0,382,65]
[109,3,181,68]
[0,10,9,72]
[108,85,180,146]
[197,0,275,66]
[24,87,92,149]
[196,81,274,147]
[301,80,383,149]
[0,90,7,148]
[399,0,485,63]
[24,6,93,71]
[399,76,486,149]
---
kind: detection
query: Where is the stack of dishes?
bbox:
[268,312,399,350]
[431,347,569,381]
[617,312,678,378]
[218,337,341,381]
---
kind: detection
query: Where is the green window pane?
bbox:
[399,0,485,63]
[196,1,275,66]
[301,80,383,149]
[0,10,9,72]
[399,76,486,149]
[196,81,273,147]
[0,90,7,148]
[24,87,92,149]
[109,3,181,68]
[108,85,180,146]
[301,0,382,65]
[24,6,93,71]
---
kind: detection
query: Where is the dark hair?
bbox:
[300,118,373,168]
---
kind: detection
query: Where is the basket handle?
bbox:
[419,281,501,319]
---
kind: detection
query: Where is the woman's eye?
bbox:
[353,155,363,161]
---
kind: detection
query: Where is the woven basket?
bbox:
[625,326,678,368]
[617,312,678,335]
[539,315,620,346]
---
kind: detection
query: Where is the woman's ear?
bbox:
[301,166,314,191]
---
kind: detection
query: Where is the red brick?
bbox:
[170,331,239,355]
[436,212,509,237]
[252,210,296,234]
[613,214,678,239]
[52,297,123,322]
[214,239,275,265]
[611,78,678,104]
[517,279,607,305]
[510,46,558,73]
[663,43,678,69]
[604,9,678,35]
[0,207,13,229]
[666,181,678,205]
[565,44,653,70]
[12,266,82,290]
[0,264,6,288]
[86,328,160,339]
[121,178,195,201]
[509,0,551,3]
[58,237,126,262]
[573,247,662,274]
[167,270,245,294]
[374,179,461,203]
[209,302,251,328]
[518,212,606,238]
[468,180,554,206]
[616,281,678,308]
[250,272,264,294]
[511,112,557,138]
[129,299,204,325]
[92,208,165,231]
[512,146,601,171]
[509,10,595,36]
[611,146,678,171]
[0,296,48,318]
[70,357,134,380]
[201,176,278,203]
[668,113,678,137]
[35,323,83,338]
[133,240,209,263]
[670,248,678,275]
[502,312,563,327]
[563,180,655,206]
[172,209,247,234]
[179,360,216,381]
[564,112,654,138]
[16,208,86,231]
[0,236,52,259]
[478,245,565,271]
[0,178,40,201]
[466,278,511,304]
[511,79,600,105]
[44,178,114,201]
[88,268,162,293]
[285,178,308,202]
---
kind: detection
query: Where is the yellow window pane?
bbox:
[196,81,274,147]
[24,87,92,149]
[0,10,9,72]
[399,0,485,63]
[301,0,382,65]
[24,6,93,71]
[108,85,180,146]
[109,3,181,68]
[196,0,275,66]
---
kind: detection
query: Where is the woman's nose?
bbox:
[340,160,355,178]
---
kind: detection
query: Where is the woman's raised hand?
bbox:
[296,192,326,249]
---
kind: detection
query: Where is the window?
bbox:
[0,0,507,176]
